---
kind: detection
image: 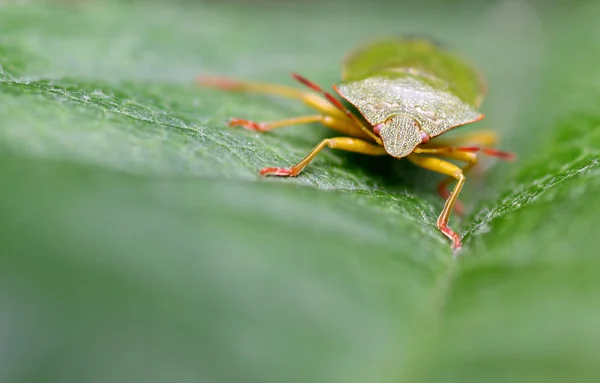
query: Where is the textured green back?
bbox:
[342,37,486,107]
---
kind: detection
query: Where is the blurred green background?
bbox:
[1,0,599,382]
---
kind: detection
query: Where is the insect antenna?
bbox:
[291,73,379,141]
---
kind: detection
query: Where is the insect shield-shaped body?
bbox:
[336,37,486,158]
[197,37,514,251]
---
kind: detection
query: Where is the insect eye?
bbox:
[373,123,384,135]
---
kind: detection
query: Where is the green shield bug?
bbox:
[197,37,515,251]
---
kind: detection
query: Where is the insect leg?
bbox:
[406,153,465,250]
[415,146,515,213]
[414,148,478,215]
[422,130,515,160]
[228,115,323,132]
[196,75,372,140]
[422,130,498,148]
[260,137,387,177]
[292,73,382,144]
[228,115,373,138]
[448,146,516,161]
[435,151,476,216]
[453,130,498,147]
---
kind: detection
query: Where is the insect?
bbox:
[197,37,515,251]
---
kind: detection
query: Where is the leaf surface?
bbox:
[1,1,599,382]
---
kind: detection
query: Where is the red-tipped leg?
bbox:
[407,154,466,251]
[415,145,513,217]
[456,146,517,161]
[437,183,465,216]
[291,73,356,120]
[228,115,326,133]
[228,118,265,132]
[196,75,243,90]
[438,222,462,251]
[259,137,387,179]
[259,167,296,177]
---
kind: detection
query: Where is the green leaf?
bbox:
[1,1,599,382]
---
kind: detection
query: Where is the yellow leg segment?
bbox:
[197,75,373,140]
[422,129,499,148]
[431,151,477,210]
[407,153,466,250]
[229,115,324,132]
[415,138,515,215]
[229,114,373,138]
[414,147,478,215]
[261,137,388,177]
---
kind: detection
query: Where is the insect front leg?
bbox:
[228,114,375,139]
[228,115,324,132]
[406,154,466,251]
[196,75,373,140]
[433,151,476,216]
[413,147,478,215]
[414,145,515,215]
[261,137,387,177]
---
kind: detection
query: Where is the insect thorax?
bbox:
[337,75,483,158]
